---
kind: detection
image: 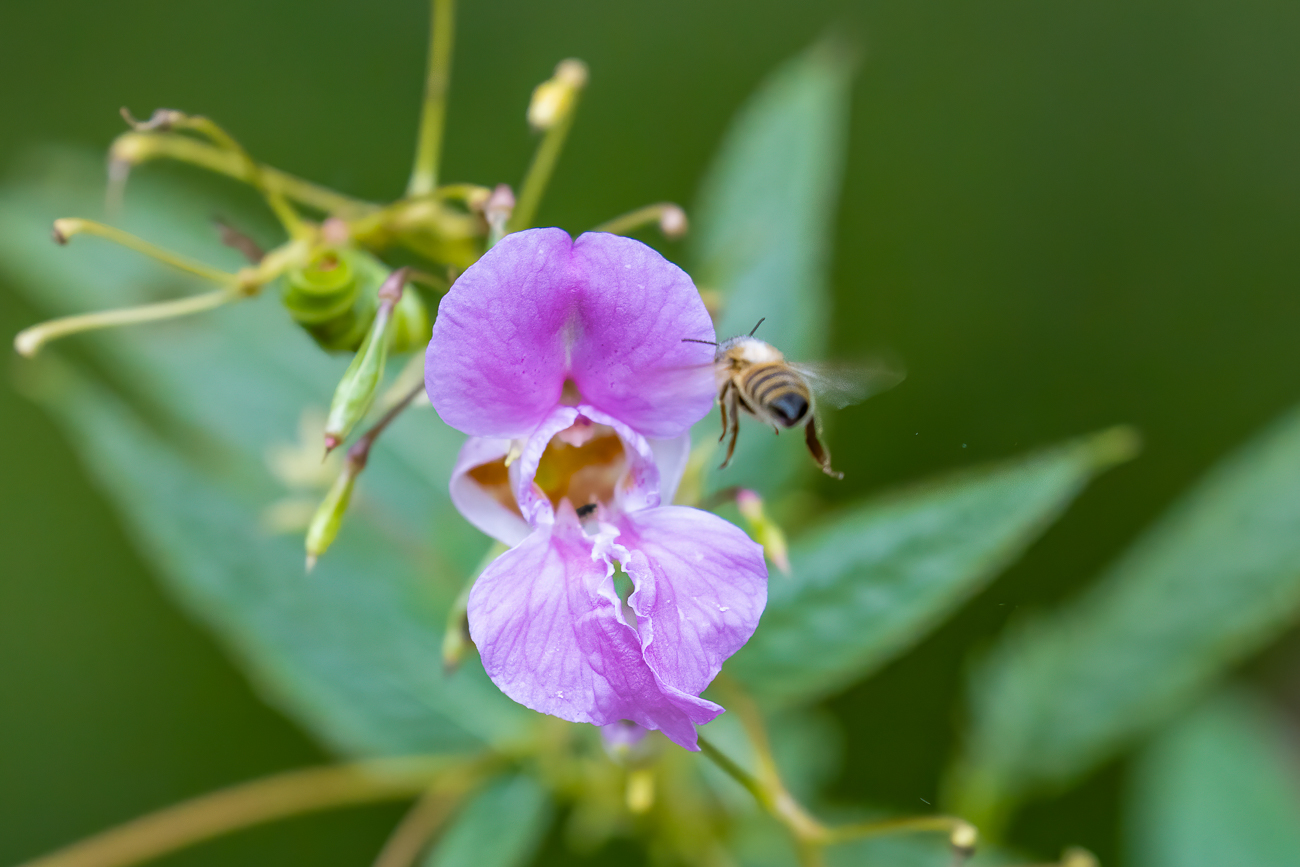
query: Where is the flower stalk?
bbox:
[593,203,689,240]
[506,59,588,233]
[701,677,978,866]
[407,0,457,197]
[15,756,486,867]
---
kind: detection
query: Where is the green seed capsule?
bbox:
[322,268,409,451]
[281,247,431,354]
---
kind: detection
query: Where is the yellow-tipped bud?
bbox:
[527,59,589,131]
[735,489,791,574]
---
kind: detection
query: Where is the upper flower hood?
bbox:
[424,228,718,441]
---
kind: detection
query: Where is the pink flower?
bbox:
[425,229,768,750]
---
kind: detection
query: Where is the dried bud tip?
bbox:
[51,225,68,245]
[320,217,351,247]
[377,267,410,304]
[304,553,318,574]
[121,106,182,132]
[323,434,342,455]
[659,205,688,239]
[485,184,516,218]
[950,822,978,857]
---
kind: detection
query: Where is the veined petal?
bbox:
[568,233,716,438]
[448,437,532,546]
[467,508,723,749]
[425,228,576,439]
[648,433,692,505]
[621,507,768,696]
[425,229,716,441]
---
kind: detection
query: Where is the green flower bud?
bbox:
[304,452,363,573]
[322,268,410,452]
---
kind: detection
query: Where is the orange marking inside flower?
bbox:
[466,421,628,517]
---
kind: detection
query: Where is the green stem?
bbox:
[52,219,235,284]
[17,757,478,867]
[507,96,579,233]
[110,132,378,217]
[14,288,238,358]
[407,0,456,197]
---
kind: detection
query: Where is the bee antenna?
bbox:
[748,317,766,337]
[681,337,717,345]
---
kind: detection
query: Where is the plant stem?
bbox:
[370,778,476,867]
[111,132,378,217]
[14,288,238,358]
[592,202,688,239]
[52,219,236,284]
[17,757,477,867]
[506,70,584,233]
[407,0,456,197]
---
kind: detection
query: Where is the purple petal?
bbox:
[647,433,692,505]
[467,508,723,749]
[568,233,716,438]
[620,507,769,696]
[425,228,576,439]
[448,437,532,546]
[425,229,716,441]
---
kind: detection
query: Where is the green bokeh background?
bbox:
[2,0,1298,864]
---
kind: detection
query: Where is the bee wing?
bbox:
[791,359,906,410]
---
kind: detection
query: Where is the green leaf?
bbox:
[691,39,855,496]
[1128,689,1300,867]
[950,402,1300,828]
[0,149,530,755]
[727,428,1139,705]
[424,774,553,867]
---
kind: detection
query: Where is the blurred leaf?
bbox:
[950,402,1300,828]
[424,773,552,867]
[691,39,855,496]
[1128,689,1300,867]
[727,427,1138,705]
[0,149,530,755]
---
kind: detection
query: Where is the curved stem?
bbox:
[52,219,236,284]
[17,756,480,867]
[14,289,238,357]
[110,132,378,217]
[407,0,457,197]
[592,202,687,239]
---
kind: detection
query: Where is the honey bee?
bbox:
[684,319,903,478]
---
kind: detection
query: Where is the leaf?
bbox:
[0,148,531,755]
[423,773,553,867]
[950,402,1300,827]
[690,39,855,496]
[1128,689,1300,867]
[726,428,1139,705]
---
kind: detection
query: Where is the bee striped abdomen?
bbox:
[740,362,810,427]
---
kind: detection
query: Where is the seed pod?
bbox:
[281,248,430,354]
[304,449,364,572]
[735,488,791,575]
[322,268,411,451]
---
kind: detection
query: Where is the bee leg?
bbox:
[719,386,741,469]
[805,417,843,479]
[718,383,730,443]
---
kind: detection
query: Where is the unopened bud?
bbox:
[1060,847,1097,867]
[121,106,184,132]
[658,204,688,239]
[950,822,978,860]
[483,184,515,247]
[527,59,589,131]
[442,609,471,675]
[735,489,790,574]
[304,452,364,572]
[322,268,409,451]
